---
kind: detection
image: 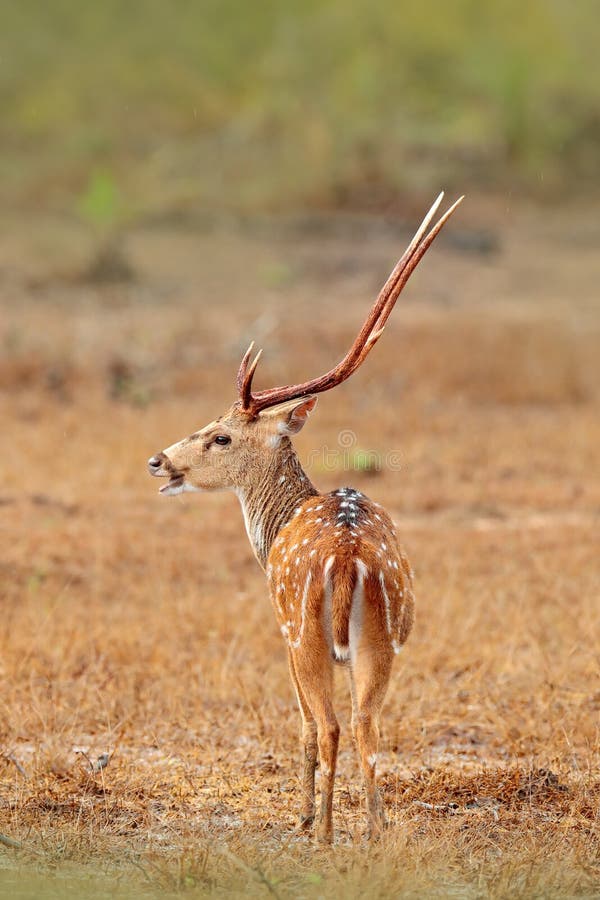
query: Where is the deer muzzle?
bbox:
[147,452,191,495]
[147,452,169,476]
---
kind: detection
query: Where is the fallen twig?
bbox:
[2,753,28,779]
[0,833,23,850]
[413,800,460,813]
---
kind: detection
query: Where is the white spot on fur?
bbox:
[367,753,377,768]
[379,570,392,637]
[333,643,350,661]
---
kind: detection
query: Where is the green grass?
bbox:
[1,1,599,213]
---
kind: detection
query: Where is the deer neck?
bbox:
[236,438,318,569]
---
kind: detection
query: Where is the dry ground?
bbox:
[1,197,599,897]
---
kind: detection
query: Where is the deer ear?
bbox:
[258,395,318,436]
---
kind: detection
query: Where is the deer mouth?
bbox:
[159,474,186,495]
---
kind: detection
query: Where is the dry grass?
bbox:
[1,200,599,897]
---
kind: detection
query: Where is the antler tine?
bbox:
[370,194,465,336]
[236,341,255,392]
[328,194,464,380]
[337,193,465,376]
[238,194,463,415]
[239,347,263,409]
[341,191,445,358]
[393,191,445,273]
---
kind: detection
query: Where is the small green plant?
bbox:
[77,168,134,283]
[78,168,122,234]
[350,448,382,475]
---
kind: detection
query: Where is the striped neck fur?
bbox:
[235,438,317,569]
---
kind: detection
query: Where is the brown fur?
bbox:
[329,559,357,650]
[149,399,414,842]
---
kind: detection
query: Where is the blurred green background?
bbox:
[2,0,599,219]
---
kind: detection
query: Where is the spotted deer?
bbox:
[148,193,462,842]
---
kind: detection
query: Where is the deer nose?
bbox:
[148,454,165,474]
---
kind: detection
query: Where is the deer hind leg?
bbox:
[287,648,317,831]
[350,637,394,838]
[292,640,339,844]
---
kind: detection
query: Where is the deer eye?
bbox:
[213,435,231,446]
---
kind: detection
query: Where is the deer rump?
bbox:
[321,553,411,664]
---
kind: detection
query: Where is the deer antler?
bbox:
[236,192,463,416]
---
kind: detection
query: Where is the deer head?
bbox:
[148,192,463,496]
[147,395,318,495]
